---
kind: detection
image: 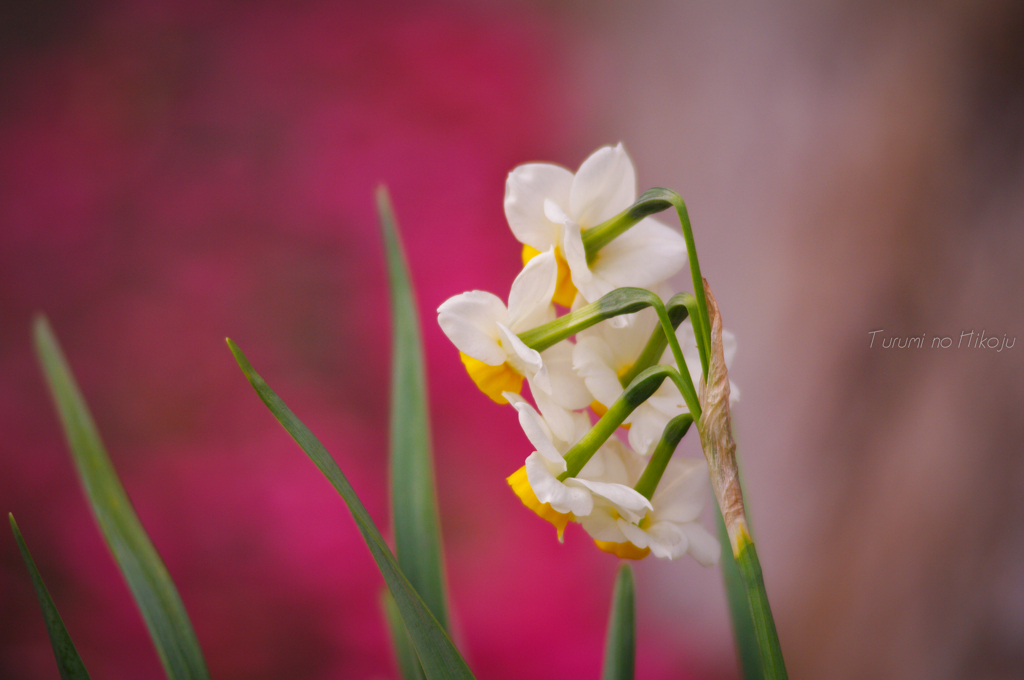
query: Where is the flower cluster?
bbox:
[438,145,736,563]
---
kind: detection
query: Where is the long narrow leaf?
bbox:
[381,589,426,680]
[601,564,635,680]
[227,339,475,680]
[715,504,763,679]
[378,186,450,631]
[737,538,788,679]
[33,316,209,680]
[9,514,92,680]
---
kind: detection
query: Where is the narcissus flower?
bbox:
[583,456,720,564]
[437,248,559,404]
[505,393,651,541]
[504,144,688,306]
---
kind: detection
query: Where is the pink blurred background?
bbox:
[2,1,1021,679]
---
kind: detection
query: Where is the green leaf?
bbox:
[381,589,426,680]
[601,564,635,680]
[715,504,763,680]
[736,537,788,679]
[377,186,450,633]
[9,514,92,680]
[227,339,475,680]
[33,316,209,680]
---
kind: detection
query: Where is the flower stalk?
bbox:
[583,188,711,375]
[633,413,693,500]
[559,365,683,479]
[697,281,787,679]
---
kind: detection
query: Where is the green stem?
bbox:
[633,414,693,500]
[517,287,658,352]
[516,288,701,420]
[580,188,711,376]
[617,293,694,388]
[648,296,695,401]
[736,533,788,680]
[559,365,697,479]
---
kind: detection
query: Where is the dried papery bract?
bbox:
[697,281,748,556]
[697,280,788,678]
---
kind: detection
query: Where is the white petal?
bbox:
[539,342,593,410]
[604,306,659,359]
[645,521,689,559]
[593,217,688,290]
[507,248,557,332]
[650,458,709,524]
[677,522,721,566]
[504,163,573,251]
[617,518,651,549]
[580,437,643,485]
[530,379,577,443]
[560,215,592,286]
[527,452,593,516]
[572,336,624,409]
[569,478,652,523]
[645,380,689,417]
[627,404,672,457]
[579,502,629,541]
[575,272,618,309]
[603,437,649,485]
[570,144,637,228]
[437,291,509,365]
[498,323,546,390]
[558,216,621,308]
[506,394,564,468]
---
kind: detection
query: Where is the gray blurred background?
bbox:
[575,2,1024,678]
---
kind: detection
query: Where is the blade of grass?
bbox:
[601,564,635,680]
[33,316,209,680]
[378,186,450,632]
[228,339,475,680]
[382,589,427,680]
[9,514,92,680]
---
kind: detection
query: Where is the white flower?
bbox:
[437,248,588,410]
[583,456,720,564]
[505,394,651,540]
[504,144,688,306]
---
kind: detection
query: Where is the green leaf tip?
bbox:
[228,339,474,680]
[377,186,451,634]
[602,563,636,680]
[10,514,93,680]
[33,317,210,680]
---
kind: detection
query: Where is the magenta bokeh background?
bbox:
[0,2,709,679]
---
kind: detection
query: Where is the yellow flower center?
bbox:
[522,244,577,308]
[591,509,651,559]
[593,539,651,560]
[459,352,523,404]
[507,465,573,541]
